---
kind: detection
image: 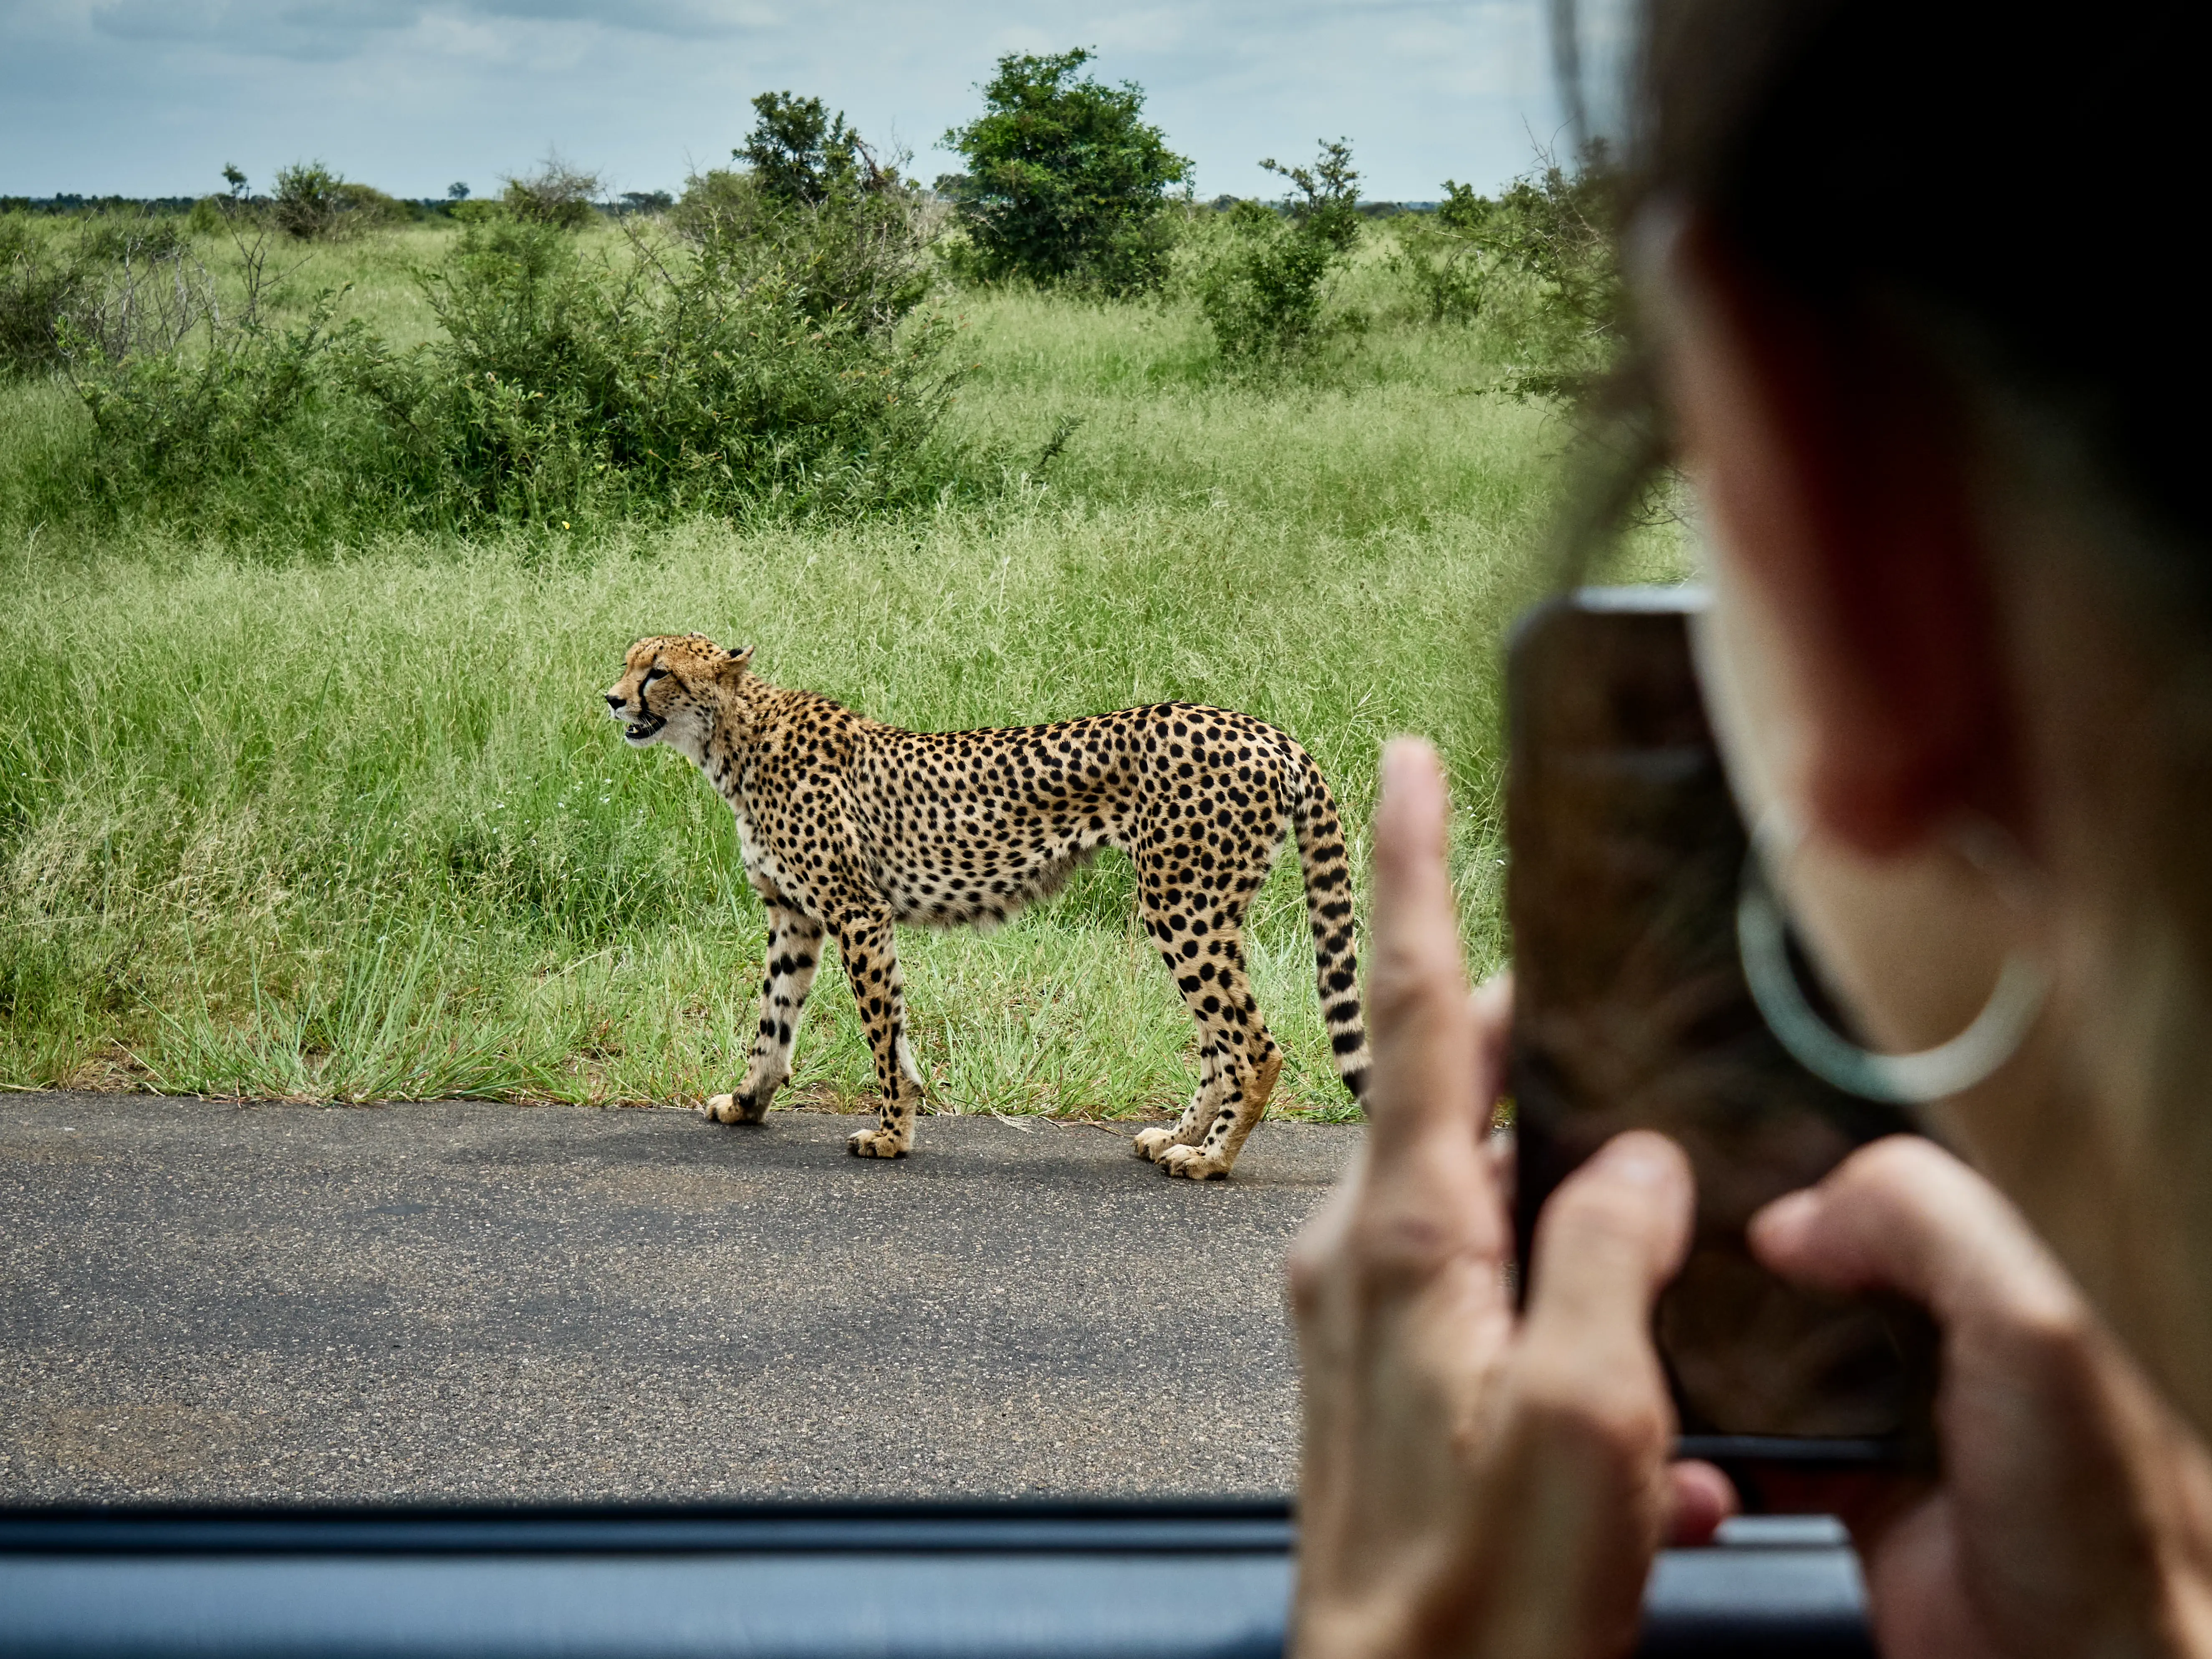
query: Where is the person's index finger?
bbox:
[1370,737,1457,956]
[1362,741,1485,1147]
[1350,737,1510,1264]
[1364,739,1480,1142]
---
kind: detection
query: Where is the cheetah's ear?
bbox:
[721,644,755,673]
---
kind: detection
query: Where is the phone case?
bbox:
[1506,588,1937,1470]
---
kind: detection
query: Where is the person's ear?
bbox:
[1636,207,2018,857]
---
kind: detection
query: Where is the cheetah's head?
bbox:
[604,634,753,753]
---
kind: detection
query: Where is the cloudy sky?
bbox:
[0,1,1569,204]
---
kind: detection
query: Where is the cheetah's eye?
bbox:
[643,668,667,684]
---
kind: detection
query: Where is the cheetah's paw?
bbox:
[1132,1126,1179,1163]
[703,1093,767,1125]
[846,1127,909,1159]
[1160,1144,1230,1181]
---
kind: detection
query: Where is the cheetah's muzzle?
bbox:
[623,715,666,744]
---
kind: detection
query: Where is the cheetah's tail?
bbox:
[1290,745,1370,1103]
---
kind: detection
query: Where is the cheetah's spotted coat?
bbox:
[605,635,1368,1177]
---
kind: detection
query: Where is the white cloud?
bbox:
[1,0,1563,200]
[73,0,778,66]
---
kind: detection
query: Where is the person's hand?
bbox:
[1752,1137,2212,1659]
[1289,738,1733,1659]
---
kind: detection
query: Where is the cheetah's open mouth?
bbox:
[623,715,666,743]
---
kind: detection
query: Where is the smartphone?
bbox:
[1506,586,1938,1472]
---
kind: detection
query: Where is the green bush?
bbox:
[1392,225,1486,324]
[444,220,955,516]
[1194,141,1364,363]
[1436,179,1487,233]
[333,182,414,230]
[64,295,371,523]
[1195,209,1338,361]
[45,216,965,538]
[0,218,90,376]
[1389,182,1489,325]
[672,91,934,338]
[671,156,933,338]
[75,215,189,265]
[268,162,409,240]
[500,157,601,231]
[271,162,345,240]
[1446,150,1621,398]
[1262,140,1361,253]
[942,48,1190,295]
[3,214,216,379]
[737,91,891,207]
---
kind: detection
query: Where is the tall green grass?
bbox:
[0,219,1686,1114]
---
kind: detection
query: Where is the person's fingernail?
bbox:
[1750,1188,1819,1247]
[1381,737,1422,796]
[1595,1135,1678,1187]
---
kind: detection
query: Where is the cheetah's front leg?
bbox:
[705,905,823,1124]
[833,908,924,1158]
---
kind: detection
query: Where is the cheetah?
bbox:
[604,634,1369,1178]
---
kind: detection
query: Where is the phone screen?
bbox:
[1506,587,1937,1466]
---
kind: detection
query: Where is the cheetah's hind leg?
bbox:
[1159,1045,1283,1182]
[702,1091,768,1125]
[1134,1043,1221,1164]
[836,910,919,1159]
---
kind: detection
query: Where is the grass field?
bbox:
[0,218,1685,1117]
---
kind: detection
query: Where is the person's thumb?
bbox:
[1750,1135,2075,1332]
[1520,1131,1697,1374]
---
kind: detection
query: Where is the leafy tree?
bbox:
[1477,145,1621,398]
[271,161,344,240]
[673,91,934,338]
[501,157,601,231]
[1260,139,1361,252]
[738,91,889,207]
[942,48,1190,294]
[221,164,248,199]
[1390,179,1490,326]
[1435,180,1487,233]
[1195,139,1365,361]
[447,182,470,202]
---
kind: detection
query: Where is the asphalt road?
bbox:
[0,1095,1361,1502]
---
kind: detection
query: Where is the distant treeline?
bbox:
[1199,195,1439,217]
[2,194,467,218]
[4,192,1449,220]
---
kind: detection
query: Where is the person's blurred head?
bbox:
[1618,0,2212,1422]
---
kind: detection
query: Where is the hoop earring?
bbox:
[1737,810,2046,1105]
